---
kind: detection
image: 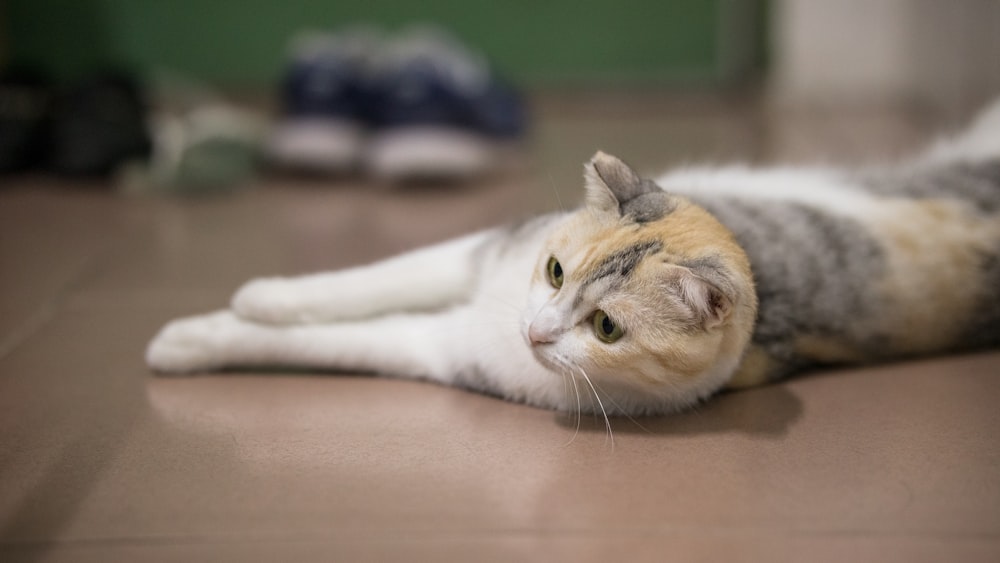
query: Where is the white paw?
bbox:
[146,310,238,373]
[231,278,314,325]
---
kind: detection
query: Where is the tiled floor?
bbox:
[1,93,999,562]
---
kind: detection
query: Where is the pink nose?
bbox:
[528,323,558,346]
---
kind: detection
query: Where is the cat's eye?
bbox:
[546,256,564,289]
[593,310,624,343]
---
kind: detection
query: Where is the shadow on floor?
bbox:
[555,382,803,438]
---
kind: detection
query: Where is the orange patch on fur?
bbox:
[726,346,778,389]
[873,199,1000,353]
[574,198,752,285]
[795,334,864,364]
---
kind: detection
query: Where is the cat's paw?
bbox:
[231,278,314,325]
[146,310,238,373]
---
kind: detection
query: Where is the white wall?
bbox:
[771,0,1000,111]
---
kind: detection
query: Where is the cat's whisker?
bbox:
[454,321,521,329]
[558,369,582,447]
[480,294,525,316]
[588,379,653,434]
[546,170,567,213]
[578,367,614,449]
[566,362,583,445]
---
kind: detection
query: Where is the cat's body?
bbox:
[147,101,1000,416]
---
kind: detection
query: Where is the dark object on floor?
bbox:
[0,67,54,175]
[49,71,152,177]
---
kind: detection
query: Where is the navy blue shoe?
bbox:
[268,29,380,173]
[364,27,526,181]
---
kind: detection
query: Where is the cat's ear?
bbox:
[669,265,735,331]
[584,151,664,218]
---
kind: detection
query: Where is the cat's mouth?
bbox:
[527,345,571,375]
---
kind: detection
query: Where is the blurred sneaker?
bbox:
[48,70,152,177]
[119,71,268,196]
[0,66,53,175]
[364,26,526,181]
[268,28,380,173]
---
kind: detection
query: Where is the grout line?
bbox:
[1,526,999,549]
[0,302,59,362]
[0,244,117,363]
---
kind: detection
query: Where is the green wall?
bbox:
[5,0,763,86]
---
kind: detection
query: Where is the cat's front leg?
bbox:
[232,229,497,324]
[146,309,473,384]
[145,310,248,373]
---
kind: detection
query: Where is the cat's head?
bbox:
[522,152,757,414]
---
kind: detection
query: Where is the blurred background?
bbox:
[1,0,999,193]
[5,0,998,103]
[5,0,764,88]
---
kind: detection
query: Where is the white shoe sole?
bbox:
[366,127,494,181]
[267,118,364,172]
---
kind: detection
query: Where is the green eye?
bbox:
[546,256,564,289]
[593,310,624,343]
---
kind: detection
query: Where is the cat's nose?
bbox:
[528,323,559,346]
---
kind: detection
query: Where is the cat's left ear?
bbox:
[584,152,670,220]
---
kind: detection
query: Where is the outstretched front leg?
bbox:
[232,229,497,325]
[147,308,476,384]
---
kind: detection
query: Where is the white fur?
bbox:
[149,217,584,412]
[657,98,1000,214]
[657,166,885,219]
[922,97,1000,165]
[231,230,494,324]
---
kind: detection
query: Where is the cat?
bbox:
[147,100,1000,418]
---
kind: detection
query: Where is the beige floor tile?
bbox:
[0,187,126,346]
[4,536,1000,563]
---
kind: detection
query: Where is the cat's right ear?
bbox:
[667,265,735,331]
[583,151,662,218]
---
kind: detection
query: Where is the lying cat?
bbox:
[147,101,1000,417]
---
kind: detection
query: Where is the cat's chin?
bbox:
[527,347,570,376]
